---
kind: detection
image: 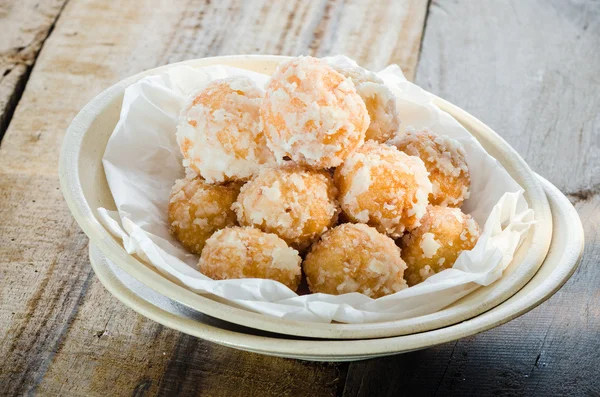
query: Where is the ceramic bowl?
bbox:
[60,55,552,339]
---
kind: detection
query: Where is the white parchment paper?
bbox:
[98,56,533,324]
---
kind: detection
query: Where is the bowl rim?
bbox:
[59,54,553,339]
[88,176,583,361]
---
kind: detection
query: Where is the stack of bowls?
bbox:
[59,56,584,361]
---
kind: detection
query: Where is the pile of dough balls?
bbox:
[167,56,480,297]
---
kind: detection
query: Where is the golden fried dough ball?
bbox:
[177,76,275,183]
[199,226,302,291]
[303,223,407,298]
[401,205,480,286]
[328,61,400,143]
[233,165,338,251]
[389,129,470,207]
[260,56,370,168]
[334,141,432,237]
[168,176,240,255]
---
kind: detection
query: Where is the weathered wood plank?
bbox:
[0,174,96,396]
[0,0,69,137]
[342,344,458,397]
[416,0,600,195]
[158,0,428,79]
[343,0,600,396]
[31,278,180,397]
[156,334,345,397]
[0,0,429,395]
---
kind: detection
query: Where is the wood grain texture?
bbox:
[0,174,95,396]
[416,0,600,195]
[156,335,345,397]
[343,1,600,396]
[0,0,69,137]
[158,0,428,79]
[0,0,428,395]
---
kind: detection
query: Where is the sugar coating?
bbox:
[233,165,338,251]
[328,61,400,143]
[334,141,432,237]
[177,76,275,183]
[419,265,436,281]
[260,56,370,169]
[303,223,407,298]
[168,176,241,255]
[199,226,302,291]
[420,232,442,258]
[401,205,480,286]
[389,129,470,207]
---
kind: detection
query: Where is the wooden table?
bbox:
[1,0,598,395]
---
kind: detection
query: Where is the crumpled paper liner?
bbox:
[98,56,533,323]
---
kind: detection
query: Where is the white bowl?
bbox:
[89,176,583,361]
[60,55,552,339]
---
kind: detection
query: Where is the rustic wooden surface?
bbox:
[0,0,597,396]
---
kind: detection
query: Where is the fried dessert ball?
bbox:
[334,141,432,237]
[328,61,400,143]
[401,205,481,286]
[260,56,370,168]
[389,129,470,207]
[177,76,275,183]
[233,165,338,251]
[303,223,407,298]
[199,226,302,291]
[168,176,240,255]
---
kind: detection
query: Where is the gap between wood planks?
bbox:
[413,0,433,82]
[0,0,71,140]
